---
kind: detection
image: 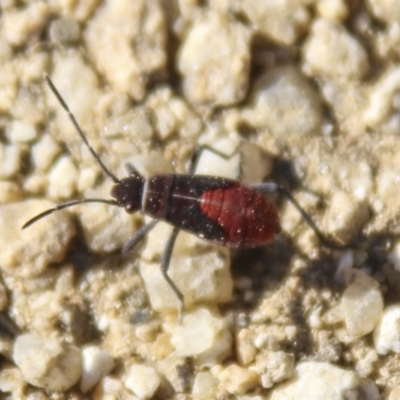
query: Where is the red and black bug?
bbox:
[23,74,349,314]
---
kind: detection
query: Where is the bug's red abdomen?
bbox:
[200,185,280,248]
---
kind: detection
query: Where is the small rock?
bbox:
[388,386,400,400]
[49,17,80,45]
[2,2,49,46]
[171,308,232,365]
[6,120,37,143]
[13,334,82,391]
[236,328,256,365]
[254,350,294,389]
[158,354,192,393]
[0,181,22,204]
[78,191,139,253]
[139,228,232,312]
[303,18,369,79]
[374,305,400,354]
[364,67,400,127]
[125,364,161,399]
[80,346,115,393]
[240,0,310,45]
[48,155,78,200]
[85,0,167,100]
[0,143,22,179]
[243,66,323,140]
[317,0,348,21]
[323,190,369,243]
[388,241,400,272]
[94,376,136,400]
[366,0,400,24]
[0,200,75,277]
[341,270,383,338]
[0,367,25,396]
[270,362,379,400]
[178,12,251,106]
[191,371,219,399]
[218,364,259,395]
[31,134,62,171]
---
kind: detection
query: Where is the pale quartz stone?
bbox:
[178,12,251,106]
[80,346,115,393]
[0,181,22,203]
[171,308,232,365]
[374,305,400,354]
[323,190,370,243]
[341,270,383,338]
[366,0,400,24]
[317,0,348,21]
[0,200,75,277]
[218,364,259,395]
[270,362,379,400]
[243,66,323,139]
[6,120,37,143]
[48,155,78,200]
[124,364,160,399]
[85,0,167,100]
[13,334,82,391]
[303,18,369,79]
[191,371,219,399]
[388,241,400,272]
[31,134,62,171]
[240,0,310,45]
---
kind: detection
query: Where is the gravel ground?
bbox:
[1,1,400,399]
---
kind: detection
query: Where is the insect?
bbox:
[24,74,350,316]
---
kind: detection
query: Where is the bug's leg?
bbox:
[252,182,354,250]
[160,227,184,319]
[189,145,237,174]
[122,220,159,255]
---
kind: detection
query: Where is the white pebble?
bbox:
[6,120,37,143]
[341,270,383,338]
[243,66,323,139]
[0,200,75,277]
[374,305,400,355]
[364,67,400,127]
[270,361,379,400]
[13,334,81,391]
[0,367,24,396]
[254,351,294,389]
[0,144,22,179]
[388,241,400,272]
[2,3,49,46]
[303,18,369,78]
[317,0,348,21]
[240,0,310,45]
[218,364,259,395]
[192,371,219,398]
[323,190,370,243]
[366,0,400,25]
[93,376,135,399]
[85,0,167,100]
[48,155,78,200]
[0,181,22,203]
[139,228,232,312]
[171,308,232,365]
[178,12,251,106]
[236,328,256,365]
[125,364,160,399]
[31,134,62,171]
[80,346,115,393]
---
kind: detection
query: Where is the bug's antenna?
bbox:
[43,73,120,184]
[22,198,121,229]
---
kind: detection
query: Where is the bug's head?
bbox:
[111,173,145,213]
